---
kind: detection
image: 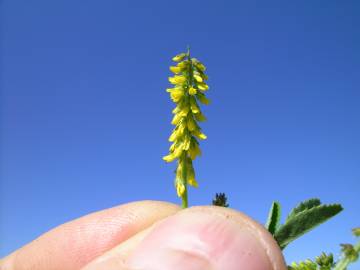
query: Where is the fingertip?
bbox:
[125,206,286,270]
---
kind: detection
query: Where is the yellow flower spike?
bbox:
[172,53,187,62]
[169,66,182,74]
[197,82,209,91]
[163,49,210,208]
[193,74,203,83]
[188,87,197,95]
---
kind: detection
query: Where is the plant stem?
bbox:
[333,240,360,270]
[180,153,188,208]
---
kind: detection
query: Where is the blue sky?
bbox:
[1,0,359,266]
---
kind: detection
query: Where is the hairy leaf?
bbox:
[286,198,321,222]
[265,201,281,235]
[275,204,343,249]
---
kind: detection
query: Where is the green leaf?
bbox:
[265,201,281,235]
[286,198,321,221]
[275,203,343,249]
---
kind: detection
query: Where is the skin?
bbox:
[0,201,287,270]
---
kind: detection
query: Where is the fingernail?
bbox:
[126,211,273,270]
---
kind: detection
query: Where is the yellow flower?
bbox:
[188,87,197,95]
[176,181,186,197]
[177,61,188,68]
[183,135,191,150]
[194,61,206,71]
[193,74,203,83]
[196,93,210,105]
[169,76,186,85]
[194,112,207,122]
[179,106,190,117]
[170,88,184,102]
[186,159,199,187]
[168,128,178,142]
[163,153,176,162]
[172,53,187,62]
[171,113,182,125]
[190,98,200,114]
[188,140,201,160]
[193,129,207,140]
[169,66,182,74]
[187,116,197,131]
[169,142,176,152]
[201,73,209,81]
[197,83,209,91]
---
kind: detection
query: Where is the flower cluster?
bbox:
[163,50,210,207]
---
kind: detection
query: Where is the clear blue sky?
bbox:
[1,0,359,266]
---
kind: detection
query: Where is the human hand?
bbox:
[0,201,287,270]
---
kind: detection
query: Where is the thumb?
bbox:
[83,206,287,270]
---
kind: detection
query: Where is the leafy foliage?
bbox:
[265,201,281,235]
[265,199,343,249]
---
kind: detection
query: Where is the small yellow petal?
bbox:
[193,129,207,140]
[183,137,191,150]
[170,66,182,74]
[171,113,182,125]
[169,129,178,142]
[172,53,186,62]
[194,112,207,122]
[179,106,190,117]
[169,76,186,85]
[169,142,176,152]
[197,93,210,105]
[197,83,209,91]
[190,98,200,114]
[189,141,201,160]
[170,89,184,102]
[163,153,176,162]
[193,74,203,83]
[176,182,186,197]
[188,178,199,188]
[177,61,188,68]
[187,117,197,131]
[188,87,197,95]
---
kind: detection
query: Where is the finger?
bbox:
[83,206,287,270]
[0,201,180,270]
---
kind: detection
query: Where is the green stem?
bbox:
[333,240,360,270]
[180,154,188,208]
